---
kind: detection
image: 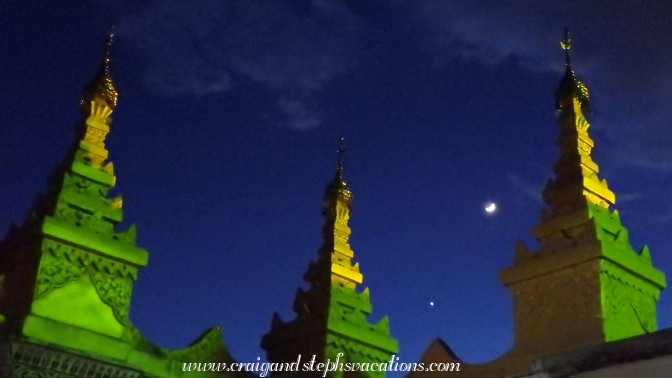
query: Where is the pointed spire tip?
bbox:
[83,25,119,110]
[336,134,346,179]
[324,135,353,204]
[105,24,115,59]
[561,27,571,68]
[555,28,590,113]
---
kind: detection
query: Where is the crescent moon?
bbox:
[485,202,497,213]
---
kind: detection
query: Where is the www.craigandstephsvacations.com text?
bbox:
[182,354,460,376]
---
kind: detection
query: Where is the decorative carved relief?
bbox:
[8,340,141,378]
[64,172,109,199]
[83,126,107,148]
[53,201,114,239]
[41,240,136,280]
[335,202,350,225]
[89,270,131,325]
[35,240,136,326]
[601,262,657,334]
[34,252,85,299]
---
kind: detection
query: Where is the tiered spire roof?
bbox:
[0,29,231,376]
[543,28,615,220]
[500,29,665,357]
[262,137,397,375]
[0,24,148,344]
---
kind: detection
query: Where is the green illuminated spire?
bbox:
[262,137,397,376]
[0,27,145,341]
[0,30,231,376]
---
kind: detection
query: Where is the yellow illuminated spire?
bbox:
[498,30,666,365]
[79,26,118,171]
[545,29,614,211]
[322,135,360,288]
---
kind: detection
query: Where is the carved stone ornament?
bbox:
[7,340,141,378]
[35,239,136,325]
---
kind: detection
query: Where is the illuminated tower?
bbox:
[0,29,230,377]
[262,138,398,377]
[500,28,666,356]
[411,29,667,378]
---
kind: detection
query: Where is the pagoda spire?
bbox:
[556,28,590,114]
[0,28,148,354]
[262,137,397,376]
[71,25,123,178]
[499,29,666,359]
[322,135,359,289]
[546,28,613,216]
[0,28,236,376]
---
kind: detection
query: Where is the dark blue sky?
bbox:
[2,0,672,375]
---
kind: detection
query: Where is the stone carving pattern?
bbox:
[57,174,138,245]
[601,264,656,334]
[9,340,141,378]
[89,269,131,325]
[54,201,114,240]
[335,203,349,225]
[334,229,349,239]
[326,335,389,376]
[83,126,107,148]
[35,240,135,325]
[12,366,51,378]
[34,252,85,299]
[63,173,109,199]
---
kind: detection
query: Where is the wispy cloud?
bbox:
[277,98,320,131]
[111,0,359,129]
[507,173,543,204]
[412,1,672,173]
[412,1,672,86]
[105,0,672,142]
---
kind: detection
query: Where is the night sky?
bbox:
[2,1,672,375]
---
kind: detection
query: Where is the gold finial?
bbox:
[555,28,590,113]
[561,27,571,69]
[324,135,353,204]
[84,25,119,110]
[105,24,114,63]
[336,134,346,180]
